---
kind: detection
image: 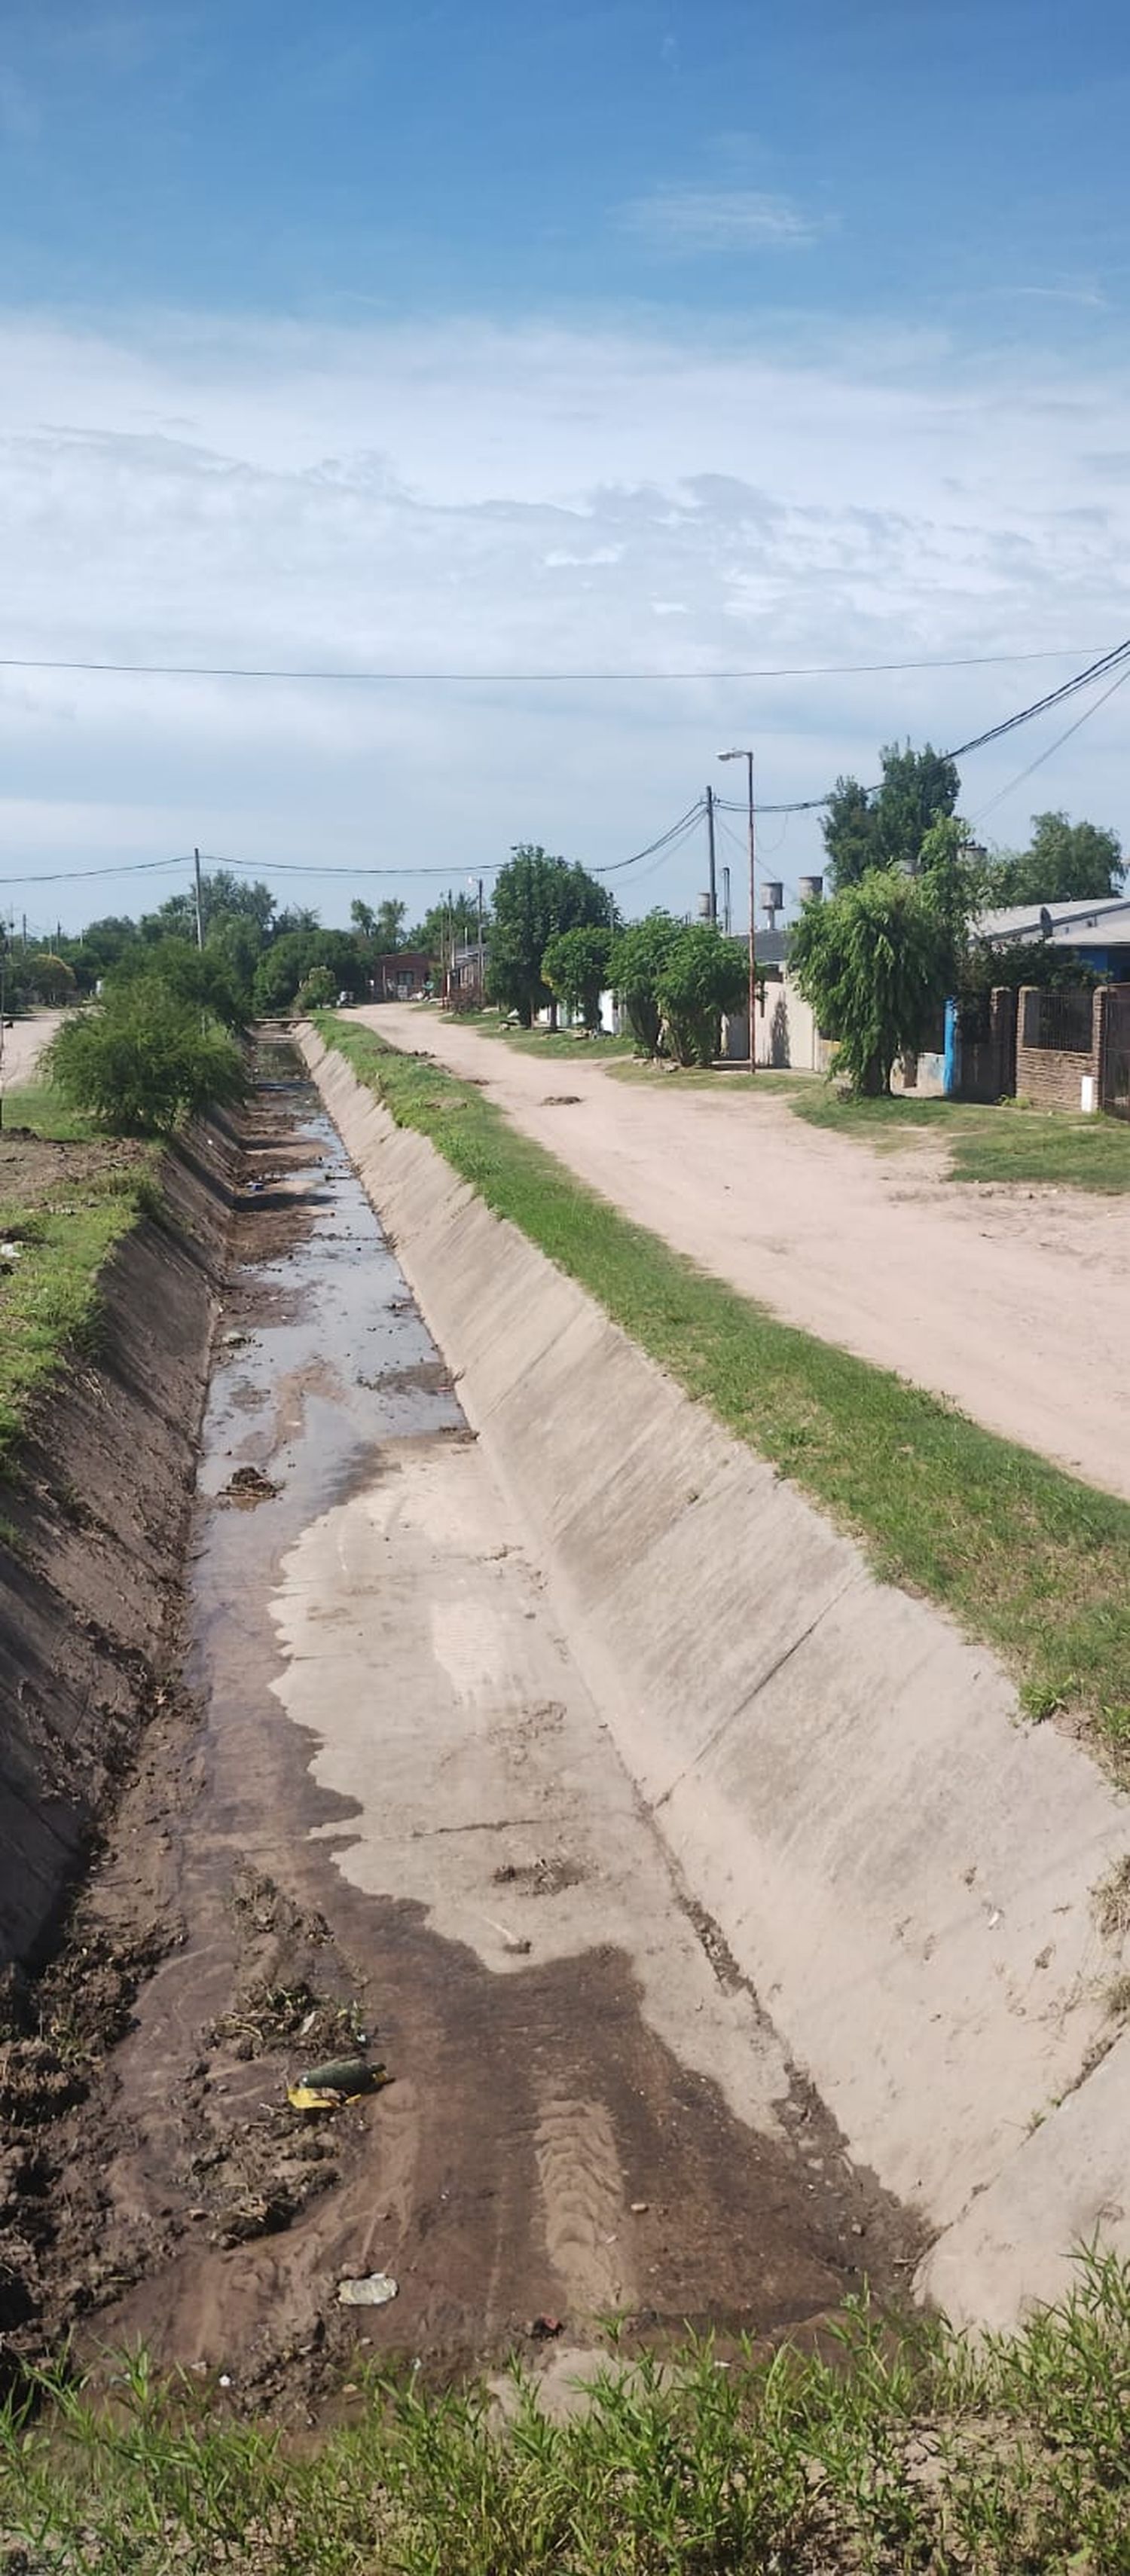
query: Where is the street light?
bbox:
[719,748,756,1073]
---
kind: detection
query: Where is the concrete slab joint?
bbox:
[298,1025,1130,2331]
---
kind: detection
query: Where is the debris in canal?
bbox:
[221,1463,280,1505]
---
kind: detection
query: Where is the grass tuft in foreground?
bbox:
[319,1017,1130,1769]
[5,2256,1130,2571]
[0,1088,157,1472]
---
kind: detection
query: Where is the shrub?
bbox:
[608,911,683,1054]
[296,964,337,1010]
[45,985,246,1134]
[655,923,747,1066]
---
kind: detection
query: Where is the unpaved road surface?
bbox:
[367,1006,1130,1502]
[26,1040,913,2413]
[0,1010,62,1089]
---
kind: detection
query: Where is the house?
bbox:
[448,937,489,1000]
[977,895,1130,979]
[369,950,431,1001]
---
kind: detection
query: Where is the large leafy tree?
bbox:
[487,846,608,1026]
[141,869,276,943]
[791,870,957,1095]
[541,926,612,1031]
[654,924,747,1068]
[986,811,1124,906]
[106,935,247,1031]
[823,743,960,888]
[608,911,683,1055]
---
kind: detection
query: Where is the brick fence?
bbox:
[1015,985,1106,1110]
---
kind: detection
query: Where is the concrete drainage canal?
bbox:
[8,1035,921,2411]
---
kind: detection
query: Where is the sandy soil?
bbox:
[0,1011,62,1089]
[366,1007,1130,1503]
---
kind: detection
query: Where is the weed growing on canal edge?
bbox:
[319,1016,1130,1774]
[0,1090,157,1472]
[4,2256,1130,2570]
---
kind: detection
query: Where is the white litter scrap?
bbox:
[337,2272,399,2308]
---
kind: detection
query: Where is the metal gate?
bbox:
[1101,984,1130,1120]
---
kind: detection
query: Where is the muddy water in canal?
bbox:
[64,1039,916,2406]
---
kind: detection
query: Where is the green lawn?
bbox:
[5,2254,1130,2571]
[789,1086,1130,1191]
[319,1016,1130,1771]
[412,1004,635,1060]
[0,1088,155,1472]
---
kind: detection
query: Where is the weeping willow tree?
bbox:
[790,869,956,1095]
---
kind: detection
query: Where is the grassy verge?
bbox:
[410,1004,635,1060]
[0,1089,157,1473]
[319,1016,1130,1766]
[5,2256,1130,2571]
[789,1086,1130,1191]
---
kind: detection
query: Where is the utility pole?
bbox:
[704,784,718,925]
[476,876,484,998]
[193,848,205,952]
[722,866,731,936]
[719,749,756,1072]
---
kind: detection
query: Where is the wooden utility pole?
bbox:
[194,848,205,952]
[705,784,718,925]
[718,750,756,1071]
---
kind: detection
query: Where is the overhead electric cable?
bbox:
[0,643,1110,684]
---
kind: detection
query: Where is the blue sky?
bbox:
[1,0,1128,931]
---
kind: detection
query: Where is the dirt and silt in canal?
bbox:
[1,1037,922,2413]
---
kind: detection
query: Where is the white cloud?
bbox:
[619,186,827,252]
[1,305,1128,929]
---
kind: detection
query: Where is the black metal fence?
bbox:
[1019,988,1097,1055]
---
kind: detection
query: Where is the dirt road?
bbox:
[23,1041,910,2408]
[366,1007,1130,1503]
[1,1010,62,1088]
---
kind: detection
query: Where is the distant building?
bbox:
[369,951,431,1000]
[976,896,1130,979]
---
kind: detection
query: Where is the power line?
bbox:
[0,643,1111,686]
[970,660,1130,827]
[716,637,1130,817]
[0,804,709,894]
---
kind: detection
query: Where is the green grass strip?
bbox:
[5,2254,1130,2570]
[789,1083,1130,1191]
[319,1015,1130,1768]
[0,1094,156,1473]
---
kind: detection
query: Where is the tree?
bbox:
[986,811,1124,906]
[654,924,747,1068]
[608,911,683,1054]
[46,985,245,1133]
[823,743,960,889]
[273,905,320,937]
[253,930,322,1013]
[28,953,77,1004]
[296,965,337,1010]
[350,900,377,942]
[376,898,407,953]
[105,936,248,1033]
[487,847,608,1026]
[541,926,612,1031]
[140,869,275,945]
[791,871,956,1095]
[408,893,480,963]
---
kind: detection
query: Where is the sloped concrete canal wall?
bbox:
[300,1026,1130,2327]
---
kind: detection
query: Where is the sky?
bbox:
[2,0,1129,936]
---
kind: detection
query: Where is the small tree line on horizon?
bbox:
[8,762,1124,1105]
